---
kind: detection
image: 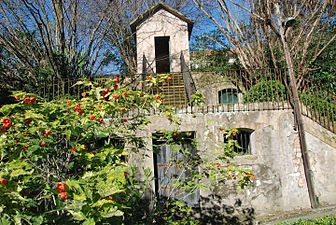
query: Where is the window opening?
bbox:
[224,128,253,155]
[218,88,239,104]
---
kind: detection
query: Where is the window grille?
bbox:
[218,88,239,104]
[224,128,254,155]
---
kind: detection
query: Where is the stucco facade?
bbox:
[133,7,191,74]
[132,110,336,218]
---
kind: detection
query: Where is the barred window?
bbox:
[224,128,254,155]
[218,88,239,104]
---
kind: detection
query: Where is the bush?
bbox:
[276,215,336,225]
[0,78,162,224]
[300,91,336,122]
[244,80,287,103]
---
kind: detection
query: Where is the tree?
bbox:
[193,0,336,88]
[0,0,115,80]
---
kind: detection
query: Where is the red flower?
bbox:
[2,117,12,128]
[90,116,96,121]
[24,98,31,104]
[1,178,8,185]
[14,96,20,101]
[42,129,51,137]
[40,141,47,147]
[91,150,97,155]
[216,163,221,168]
[167,76,173,81]
[112,94,119,100]
[123,91,128,97]
[115,76,120,83]
[56,182,66,192]
[78,110,84,115]
[74,104,81,112]
[58,192,68,200]
[147,75,153,81]
[65,100,71,106]
[70,148,77,153]
[97,118,104,123]
[245,172,251,177]
[29,96,36,103]
[102,88,109,96]
[156,95,161,101]
[114,84,118,90]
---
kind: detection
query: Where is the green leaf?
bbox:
[69,210,87,221]
[82,218,95,225]
[100,207,124,218]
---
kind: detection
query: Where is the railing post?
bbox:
[180,52,197,103]
[142,53,147,82]
[279,22,318,208]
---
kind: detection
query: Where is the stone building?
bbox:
[130,3,336,222]
[131,3,193,74]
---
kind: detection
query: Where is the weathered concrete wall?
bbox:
[133,110,336,216]
[135,9,190,74]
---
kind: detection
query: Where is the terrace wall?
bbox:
[133,109,336,216]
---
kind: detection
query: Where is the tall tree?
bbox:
[0,0,114,80]
[193,0,336,88]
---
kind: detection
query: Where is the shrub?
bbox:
[300,91,336,122]
[276,215,336,225]
[0,77,162,224]
[244,80,287,103]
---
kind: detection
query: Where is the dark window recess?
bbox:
[218,89,239,104]
[155,37,170,73]
[152,132,199,206]
[224,128,254,155]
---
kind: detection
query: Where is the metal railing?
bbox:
[5,69,335,134]
[180,52,197,102]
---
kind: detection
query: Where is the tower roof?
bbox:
[130,3,194,34]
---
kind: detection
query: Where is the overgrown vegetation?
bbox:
[244,80,287,103]
[276,215,336,225]
[0,75,253,224]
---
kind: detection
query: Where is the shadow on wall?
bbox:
[194,195,255,225]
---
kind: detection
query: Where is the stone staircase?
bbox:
[155,73,188,106]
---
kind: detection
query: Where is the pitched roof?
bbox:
[130,3,194,34]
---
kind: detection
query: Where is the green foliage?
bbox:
[244,80,287,103]
[300,90,336,122]
[0,74,254,224]
[0,77,163,224]
[191,91,205,106]
[276,215,336,225]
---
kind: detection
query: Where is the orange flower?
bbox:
[56,182,66,192]
[42,129,51,137]
[58,192,68,200]
[40,141,47,147]
[2,117,12,128]
[90,116,96,121]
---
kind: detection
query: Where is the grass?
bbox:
[276,215,336,225]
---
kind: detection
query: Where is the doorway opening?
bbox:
[155,37,170,73]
